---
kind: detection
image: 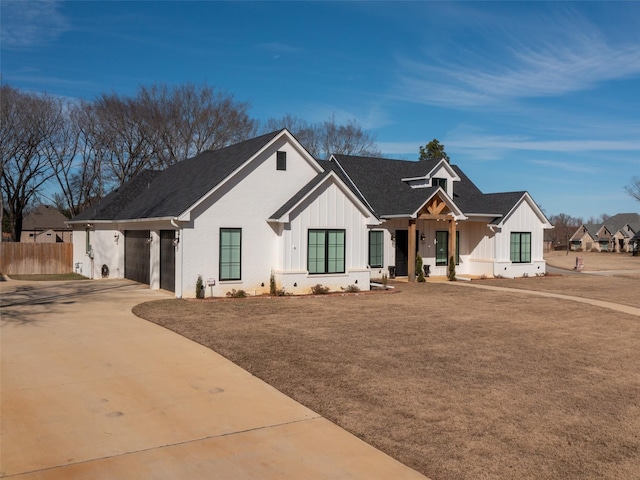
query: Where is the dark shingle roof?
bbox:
[603,213,640,234]
[332,154,525,218]
[23,205,70,229]
[71,131,281,222]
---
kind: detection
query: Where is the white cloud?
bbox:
[1,0,70,49]
[394,10,640,108]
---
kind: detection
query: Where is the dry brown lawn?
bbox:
[134,260,640,480]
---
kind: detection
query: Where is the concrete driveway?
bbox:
[1,279,426,479]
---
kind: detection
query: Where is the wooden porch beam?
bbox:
[417,214,451,221]
[408,219,416,282]
[448,218,456,269]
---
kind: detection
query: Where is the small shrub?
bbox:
[311,284,330,295]
[342,284,360,293]
[448,256,457,281]
[226,289,246,298]
[196,275,204,299]
[270,270,276,295]
[382,273,388,289]
[416,253,426,282]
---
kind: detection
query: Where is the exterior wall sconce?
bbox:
[147,237,153,244]
[390,234,395,241]
[114,232,119,241]
[172,237,179,246]
[420,233,426,242]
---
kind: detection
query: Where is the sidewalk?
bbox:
[0,279,427,479]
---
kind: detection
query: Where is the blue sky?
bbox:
[2,1,639,221]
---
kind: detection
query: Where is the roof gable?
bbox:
[70,129,319,223]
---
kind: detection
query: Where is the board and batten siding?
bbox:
[494,198,547,278]
[276,179,371,294]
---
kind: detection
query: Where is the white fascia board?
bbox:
[270,171,380,225]
[66,216,179,225]
[178,129,322,222]
[401,159,461,183]
[499,192,553,229]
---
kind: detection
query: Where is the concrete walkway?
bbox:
[0,279,427,479]
[448,279,640,317]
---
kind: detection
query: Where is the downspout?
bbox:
[171,219,182,298]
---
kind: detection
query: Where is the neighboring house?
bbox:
[20,205,72,243]
[569,224,599,251]
[570,213,640,252]
[68,129,552,298]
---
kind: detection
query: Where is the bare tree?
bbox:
[625,176,640,202]
[47,101,106,217]
[0,85,60,241]
[138,83,257,167]
[265,114,379,159]
[263,115,319,155]
[548,213,583,249]
[320,116,380,159]
[90,92,156,185]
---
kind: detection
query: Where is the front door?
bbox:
[394,230,420,276]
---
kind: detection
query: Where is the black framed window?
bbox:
[220,228,241,280]
[368,231,383,268]
[510,232,531,263]
[432,177,447,190]
[308,229,345,274]
[436,230,460,265]
[277,151,286,171]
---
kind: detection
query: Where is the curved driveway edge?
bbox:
[1,279,427,479]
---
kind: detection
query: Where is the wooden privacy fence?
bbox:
[0,243,73,275]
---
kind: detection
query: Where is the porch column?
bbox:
[448,218,456,269]
[408,219,416,282]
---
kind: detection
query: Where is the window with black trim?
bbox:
[432,177,447,190]
[308,229,345,274]
[435,230,460,266]
[510,232,531,263]
[276,151,286,171]
[220,228,242,280]
[368,231,383,268]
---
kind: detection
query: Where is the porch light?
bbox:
[172,237,179,246]
[420,233,426,242]
[147,237,153,244]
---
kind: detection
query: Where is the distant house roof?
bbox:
[23,205,70,230]
[71,131,284,223]
[603,213,640,235]
[330,154,532,221]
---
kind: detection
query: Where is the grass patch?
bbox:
[134,276,640,480]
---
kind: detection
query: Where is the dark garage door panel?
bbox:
[125,230,150,285]
[160,230,175,292]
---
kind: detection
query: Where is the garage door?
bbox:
[160,230,175,292]
[124,230,150,285]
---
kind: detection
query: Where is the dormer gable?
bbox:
[401,159,461,198]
